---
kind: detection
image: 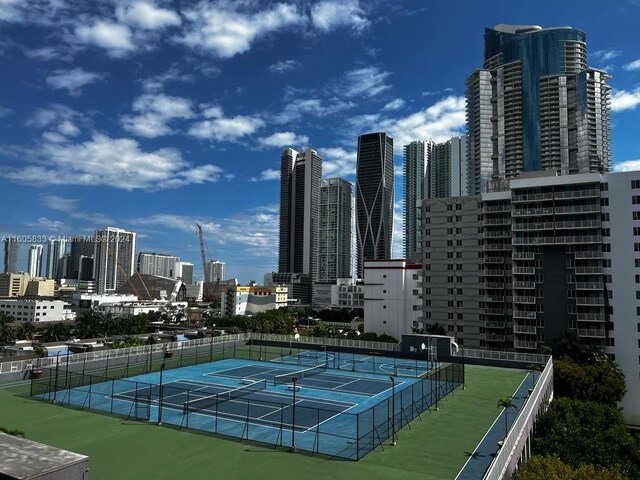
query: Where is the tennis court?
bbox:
[31,340,464,460]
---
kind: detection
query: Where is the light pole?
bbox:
[290,377,298,452]
[289,331,299,356]
[157,361,165,425]
[389,376,396,446]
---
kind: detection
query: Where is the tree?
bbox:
[15,321,36,341]
[513,456,629,480]
[553,357,626,406]
[74,311,106,339]
[497,397,517,439]
[40,322,71,343]
[532,398,640,477]
[527,363,543,391]
[0,313,16,345]
[426,322,447,336]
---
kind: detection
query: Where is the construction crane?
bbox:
[107,249,152,300]
[196,223,211,302]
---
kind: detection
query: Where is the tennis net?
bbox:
[183,379,267,414]
[273,364,326,386]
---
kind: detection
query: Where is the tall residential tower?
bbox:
[93,227,137,295]
[466,24,611,193]
[318,178,352,283]
[356,132,394,278]
[278,148,322,281]
[27,245,44,278]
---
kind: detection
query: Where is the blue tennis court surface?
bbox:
[34,348,463,460]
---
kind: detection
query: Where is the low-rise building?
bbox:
[97,301,188,318]
[363,259,422,340]
[0,272,30,297]
[0,299,71,322]
[221,285,288,316]
[25,277,56,297]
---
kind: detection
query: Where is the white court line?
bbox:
[331,378,360,390]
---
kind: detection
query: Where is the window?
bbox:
[633,196,640,205]
[635,211,640,220]
[603,244,611,252]
[601,198,609,206]
[602,228,610,237]
[457,325,464,332]
[601,213,610,222]
[601,183,609,191]
[633,180,640,189]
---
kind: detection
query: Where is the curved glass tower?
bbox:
[466,24,611,193]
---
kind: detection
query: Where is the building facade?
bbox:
[25,278,55,297]
[356,132,394,277]
[3,238,19,274]
[138,252,180,278]
[0,299,69,322]
[27,245,44,278]
[205,260,225,283]
[404,137,468,261]
[221,285,288,317]
[67,237,95,281]
[319,178,352,283]
[363,259,422,341]
[177,262,193,284]
[466,24,611,194]
[45,238,67,280]
[0,272,30,297]
[422,170,640,427]
[93,227,137,295]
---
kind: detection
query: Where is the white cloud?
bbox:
[275,97,354,123]
[382,98,405,111]
[318,147,357,177]
[311,0,368,32]
[133,210,279,254]
[269,59,301,74]
[338,66,391,98]
[180,2,302,58]
[0,0,23,22]
[141,64,194,91]
[43,195,113,225]
[591,49,622,62]
[0,133,226,191]
[258,131,308,147]
[26,104,83,140]
[24,217,68,233]
[613,159,640,172]
[75,21,135,57]
[189,112,264,141]
[117,1,181,30]
[422,87,454,97]
[25,46,65,61]
[0,106,11,117]
[352,95,466,148]
[122,93,194,138]
[250,169,280,182]
[624,59,640,71]
[46,68,103,95]
[611,88,640,112]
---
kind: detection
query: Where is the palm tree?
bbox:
[497,397,517,439]
[16,321,36,341]
[527,363,542,392]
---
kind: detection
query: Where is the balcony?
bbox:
[513,266,536,275]
[485,334,506,342]
[512,192,554,203]
[575,281,604,290]
[512,207,554,217]
[575,297,605,306]
[485,307,506,315]
[576,328,606,338]
[513,296,537,304]
[514,324,537,334]
[513,310,537,320]
[574,250,602,259]
[512,252,535,260]
[484,269,504,277]
[575,312,605,322]
[484,243,511,251]
[574,266,603,275]
[512,221,554,231]
[513,281,535,289]
[485,256,505,264]
[485,295,505,302]
[514,340,538,350]
[485,321,507,328]
[554,188,600,199]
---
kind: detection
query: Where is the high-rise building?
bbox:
[403,140,432,261]
[93,227,137,295]
[277,147,322,281]
[318,178,352,283]
[27,245,44,277]
[205,260,225,283]
[356,132,394,277]
[68,237,95,280]
[138,252,180,278]
[45,238,67,280]
[466,24,611,194]
[421,170,640,428]
[3,238,19,274]
[403,137,468,261]
[176,262,193,284]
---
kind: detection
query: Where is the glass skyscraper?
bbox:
[356,132,394,278]
[466,24,611,193]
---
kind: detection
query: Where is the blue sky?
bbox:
[1,0,640,283]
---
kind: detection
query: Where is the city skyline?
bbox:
[1,1,640,282]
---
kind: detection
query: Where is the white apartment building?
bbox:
[363,259,422,340]
[221,285,288,317]
[0,299,71,322]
